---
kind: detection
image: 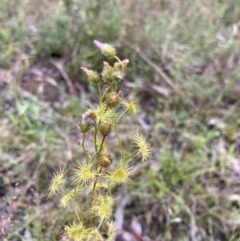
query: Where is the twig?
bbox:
[136,50,176,90]
[124,224,146,241]
[123,41,177,91]
[50,59,78,95]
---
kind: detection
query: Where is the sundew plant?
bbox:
[49,40,151,241]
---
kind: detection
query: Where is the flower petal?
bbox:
[94,40,105,50]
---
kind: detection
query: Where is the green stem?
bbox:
[94,135,106,172]
[72,203,81,223]
[114,116,123,152]
[89,167,103,227]
[98,136,106,154]
[114,82,117,91]
[74,182,84,219]
[94,123,99,153]
[98,83,102,101]
[124,150,138,160]
[117,109,127,122]
[102,86,111,100]
[114,55,121,63]
[82,133,92,162]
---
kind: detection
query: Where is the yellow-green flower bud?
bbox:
[79,121,91,133]
[102,62,115,84]
[94,40,116,59]
[113,59,129,80]
[105,91,122,108]
[81,67,100,85]
[98,154,112,167]
[102,44,116,59]
[99,121,112,136]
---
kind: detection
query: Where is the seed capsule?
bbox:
[98,154,112,167]
[79,122,91,133]
[82,109,96,125]
[105,91,122,109]
[99,121,112,136]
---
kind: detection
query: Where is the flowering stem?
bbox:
[94,123,99,153]
[89,167,103,227]
[49,42,151,241]
[94,135,106,172]
[74,181,84,217]
[99,136,105,154]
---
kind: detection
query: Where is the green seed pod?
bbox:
[99,121,112,136]
[98,154,112,167]
[105,91,122,109]
[79,121,91,133]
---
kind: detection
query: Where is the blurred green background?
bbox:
[1,0,240,240]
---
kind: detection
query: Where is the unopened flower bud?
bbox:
[102,44,116,59]
[79,122,91,133]
[98,154,112,167]
[94,40,116,59]
[113,60,129,81]
[102,63,114,84]
[81,67,100,85]
[105,91,122,108]
[99,121,112,136]
[114,59,129,71]
[82,109,96,125]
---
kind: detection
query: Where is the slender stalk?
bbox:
[72,203,81,223]
[98,83,102,101]
[98,136,106,155]
[90,168,103,208]
[124,150,138,160]
[102,86,111,100]
[94,123,99,153]
[114,82,117,91]
[93,135,106,175]
[117,109,127,122]
[114,116,123,151]
[89,167,103,227]
[82,133,92,162]
[74,181,84,219]
[114,55,121,63]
